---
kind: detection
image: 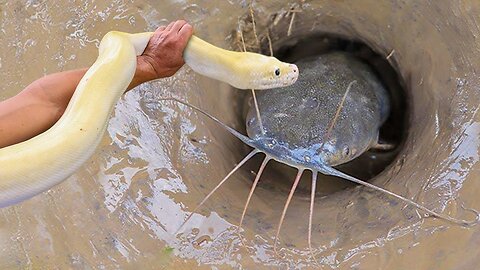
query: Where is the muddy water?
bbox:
[0,0,479,269]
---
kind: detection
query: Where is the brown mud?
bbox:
[0,1,479,269]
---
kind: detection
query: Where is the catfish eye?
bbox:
[274,68,280,76]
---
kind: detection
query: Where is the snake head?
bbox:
[253,55,298,89]
[234,53,298,90]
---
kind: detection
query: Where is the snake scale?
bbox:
[0,31,298,207]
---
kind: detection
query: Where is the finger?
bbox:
[165,21,175,31]
[170,20,187,33]
[178,23,193,35]
[147,25,167,46]
[178,23,193,44]
[156,26,166,32]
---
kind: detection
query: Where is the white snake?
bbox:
[0,31,298,207]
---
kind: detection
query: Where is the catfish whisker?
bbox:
[308,171,320,266]
[319,80,356,152]
[175,150,259,235]
[273,169,304,255]
[158,98,256,148]
[321,166,480,226]
[238,155,270,232]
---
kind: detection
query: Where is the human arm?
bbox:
[0,20,193,148]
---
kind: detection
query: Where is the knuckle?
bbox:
[165,36,176,45]
[157,35,167,43]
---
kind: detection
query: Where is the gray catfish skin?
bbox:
[246,52,390,168]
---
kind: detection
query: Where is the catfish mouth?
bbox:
[185,3,480,266]
[205,4,479,265]
[239,32,408,197]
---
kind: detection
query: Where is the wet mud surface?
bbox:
[0,1,479,269]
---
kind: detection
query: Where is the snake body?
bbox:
[0,31,298,207]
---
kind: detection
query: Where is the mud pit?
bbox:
[0,1,479,269]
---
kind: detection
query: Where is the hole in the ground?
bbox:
[238,33,408,197]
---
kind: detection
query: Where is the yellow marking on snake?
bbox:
[0,31,298,207]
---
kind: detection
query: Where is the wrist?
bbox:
[136,57,158,81]
[128,57,157,90]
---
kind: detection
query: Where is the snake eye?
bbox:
[274,68,280,76]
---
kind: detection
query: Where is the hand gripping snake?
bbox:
[0,31,298,207]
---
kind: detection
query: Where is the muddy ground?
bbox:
[0,1,479,269]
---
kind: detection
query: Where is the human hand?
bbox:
[137,20,194,81]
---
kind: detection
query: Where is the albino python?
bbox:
[0,31,298,207]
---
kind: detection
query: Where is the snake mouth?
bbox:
[256,63,298,89]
